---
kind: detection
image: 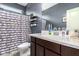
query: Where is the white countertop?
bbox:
[29,33,79,49]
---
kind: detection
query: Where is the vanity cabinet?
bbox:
[36,39,61,54]
[31,36,79,56]
[45,49,59,56]
[31,37,36,56]
[36,44,44,56]
[31,42,36,56]
[31,37,60,56]
[61,45,79,56]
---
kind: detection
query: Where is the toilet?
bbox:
[17,42,30,56]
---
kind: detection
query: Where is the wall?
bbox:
[43,3,79,28]
[26,3,42,33]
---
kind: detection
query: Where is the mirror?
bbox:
[42,3,79,31]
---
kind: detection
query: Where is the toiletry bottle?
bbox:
[48,24,52,35]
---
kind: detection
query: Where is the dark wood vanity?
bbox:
[31,37,79,56]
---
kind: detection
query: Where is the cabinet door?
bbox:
[31,42,36,56]
[45,49,59,56]
[31,37,36,43]
[61,45,79,56]
[36,44,44,56]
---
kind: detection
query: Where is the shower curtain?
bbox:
[0,9,30,55]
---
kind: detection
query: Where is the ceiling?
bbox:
[42,3,58,11]
[17,3,28,6]
[17,3,58,11]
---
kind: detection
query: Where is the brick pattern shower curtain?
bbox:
[0,9,30,55]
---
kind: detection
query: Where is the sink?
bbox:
[41,30,69,41]
[41,30,66,36]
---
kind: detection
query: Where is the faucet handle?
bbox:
[66,30,69,35]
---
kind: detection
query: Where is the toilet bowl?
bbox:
[17,42,30,55]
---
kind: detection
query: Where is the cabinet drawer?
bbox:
[36,38,61,54]
[31,37,36,43]
[61,45,79,56]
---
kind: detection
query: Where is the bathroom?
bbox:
[0,3,79,56]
